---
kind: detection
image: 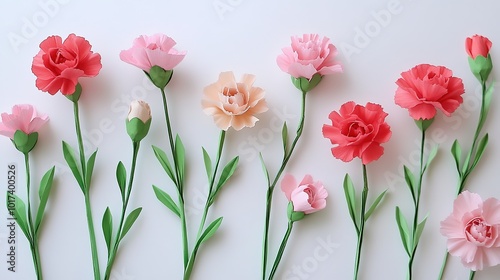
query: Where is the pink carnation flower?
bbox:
[277,34,343,80]
[441,191,500,271]
[281,174,328,214]
[0,104,49,139]
[395,64,465,120]
[120,34,186,72]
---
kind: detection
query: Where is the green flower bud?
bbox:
[126,100,152,142]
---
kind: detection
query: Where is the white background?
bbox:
[1,0,500,279]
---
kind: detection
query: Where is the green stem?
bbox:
[160,87,188,268]
[179,195,188,269]
[262,90,307,279]
[407,128,426,280]
[160,88,180,188]
[353,164,368,280]
[104,141,140,280]
[73,99,100,280]
[196,130,225,239]
[84,193,100,280]
[32,241,43,280]
[73,100,87,179]
[469,270,476,280]
[437,252,449,280]
[460,81,487,193]
[24,153,43,280]
[267,221,294,280]
[184,131,226,280]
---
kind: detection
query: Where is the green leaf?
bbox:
[6,193,30,240]
[120,207,142,241]
[395,207,412,256]
[462,149,473,175]
[471,133,489,170]
[343,174,358,230]
[413,215,428,250]
[152,145,176,184]
[202,147,212,181]
[62,141,84,192]
[216,156,239,190]
[259,153,270,186]
[423,145,439,173]
[175,135,186,184]
[364,189,387,221]
[153,185,180,218]
[86,150,98,187]
[198,217,223,245]
[35,166,56,234]
[102,207,113,254]
[403,166,416,203]
[281,122,288,155]
[451,140,462,176]
[116,161,127,200]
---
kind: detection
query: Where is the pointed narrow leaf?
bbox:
[116,161,127,199]
[202,147,212,181]
[175,135,186,183]
[451,140,462,175]
[120,207,142,241]
[86,150,98,187]
[413,215,428,250]
[403,166,416,203]
[216,156,239,190]
[365,189,387,221]
[7,193,30,240]
[471,133,489,170]
[152,145,176,183]
[198,217,223,245]
[153,185,180,218]
[102,207,113,254]
[395,207,412,256]
[343,174,358,229]
[35,166,56,234]
[62,141,84,191]
[259,153,270,186]
[462,150,473,175]
[423,145,439,173]
[281,122,288,155]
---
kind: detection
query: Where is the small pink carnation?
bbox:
[281,174,328,214]
[120,34,186,72]
[0,104,49,139]
[277,34,342,80]
[441,191,500,271]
